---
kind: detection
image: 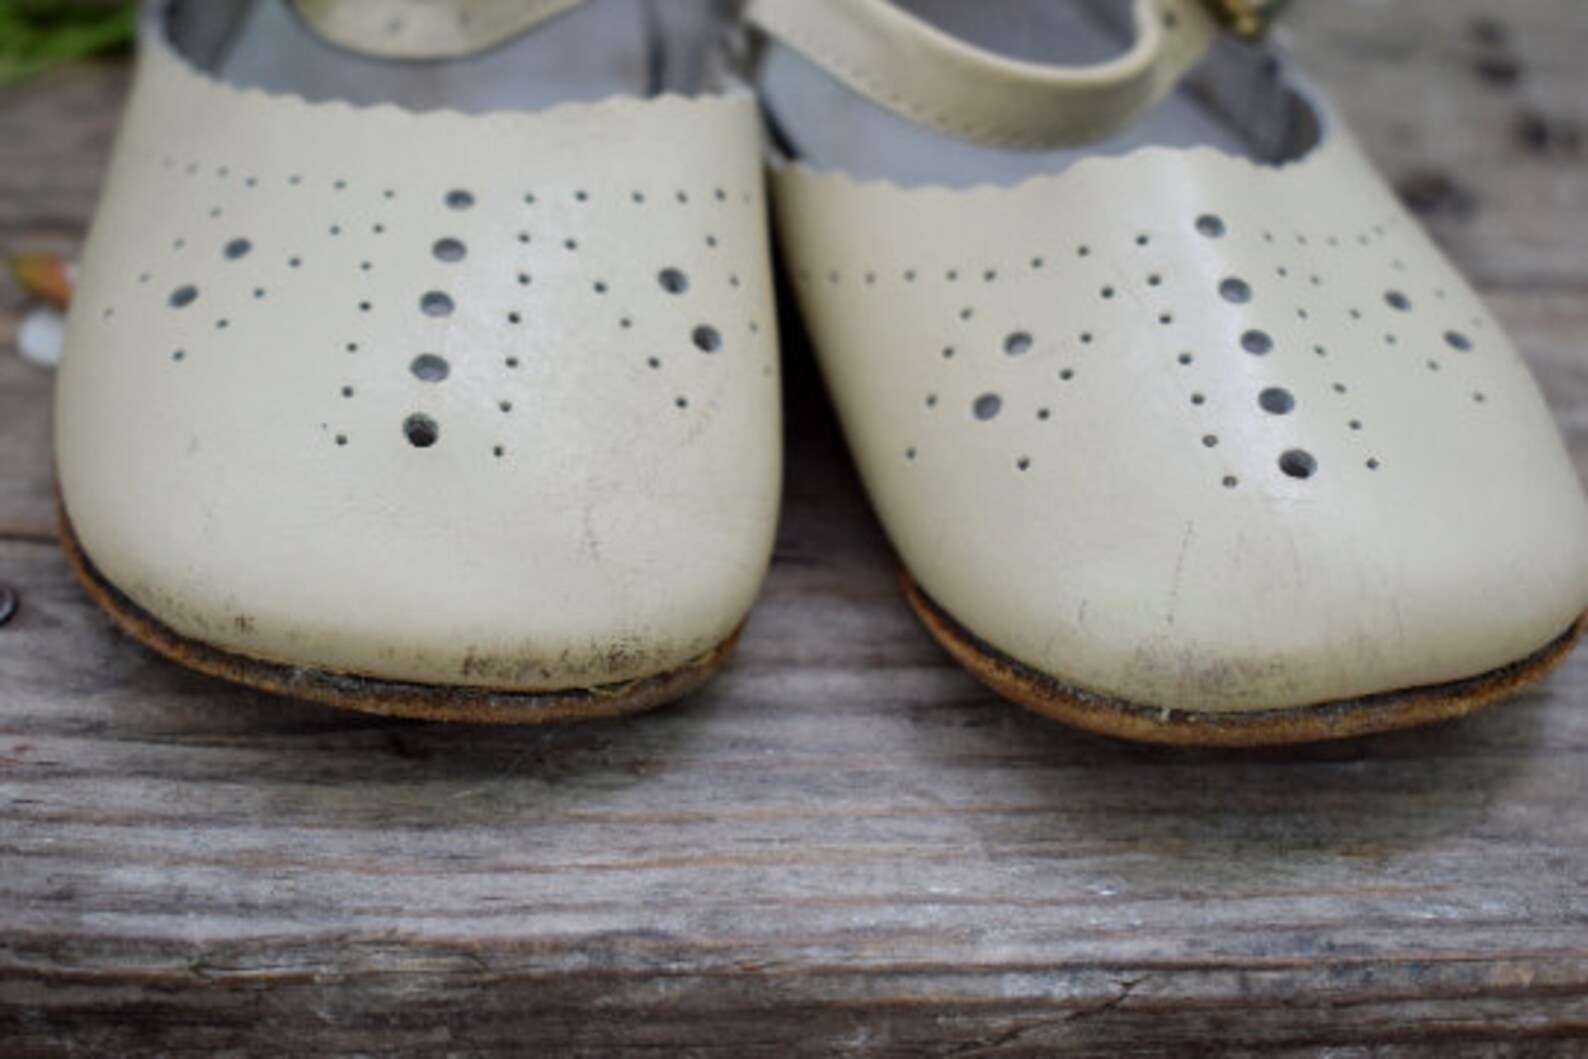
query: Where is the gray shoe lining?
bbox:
[165,0,728,113]
[757,0,1321,188]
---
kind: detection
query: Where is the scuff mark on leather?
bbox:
[451,634,676,690]
[1125,639,1303,709]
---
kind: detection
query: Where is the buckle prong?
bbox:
[1201,0,1288,39]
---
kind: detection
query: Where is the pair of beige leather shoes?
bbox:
[57,0,1588,745]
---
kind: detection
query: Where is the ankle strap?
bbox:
[744,0,1223,151]
[293,0,592,60]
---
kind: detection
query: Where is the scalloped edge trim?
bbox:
[766,59,1352,199]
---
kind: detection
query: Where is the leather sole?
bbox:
[59,502,740,724]
[903,574,1586,747]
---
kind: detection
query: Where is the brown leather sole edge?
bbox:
[903,574,1587,747]
[59,503,741,724]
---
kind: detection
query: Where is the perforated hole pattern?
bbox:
[101,166,766,460]
[793,205,1497,489]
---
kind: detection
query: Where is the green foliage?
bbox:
[0,0,136,87]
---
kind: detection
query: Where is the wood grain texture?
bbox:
[3,2,1588,1055]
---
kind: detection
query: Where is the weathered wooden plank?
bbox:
[1285,1,1588,289]
[0,61,126,233]
[3,488,1588,1054]
[0,338,57,540]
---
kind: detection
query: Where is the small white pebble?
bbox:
[18,306,65,368]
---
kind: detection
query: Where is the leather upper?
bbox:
[767,25,1588,711]
[56,9,781,690]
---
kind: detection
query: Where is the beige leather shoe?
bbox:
[749,0,1588,745]
[56,0,781,722]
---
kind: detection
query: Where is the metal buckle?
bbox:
[1201,0,1288,40]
